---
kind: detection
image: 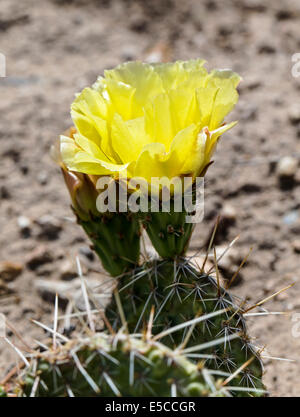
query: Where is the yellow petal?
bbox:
[205,121,237,161]
[72,87,108,119]
[61,60,241,183]
[144,93,174,148]
[168,89,198,132]
[104,79,136,120]
[207,69,241,88]
[73,133,110,161]
[59,136,81,167]
[71,110,102,145]
[170,124,205,175]
[209,85,239,129]
[134,125,201,181]
[104,61,163,114]
[134,143,168,181]
[153,59,207,90]
[111,114,150,163]
[60,136,128,175]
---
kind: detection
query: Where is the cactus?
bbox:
[140,201,194,259]
[78,209,140,277]
[53,128,141,277]
[3,332,242,397]
[106,259,265,395]
[139,173,204,260]
[40,60,283,398]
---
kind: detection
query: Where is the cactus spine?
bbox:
[106,259,264,395]
[79,210,140,277]
[3,332,238,397]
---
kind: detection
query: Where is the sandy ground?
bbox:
[1,0,300,396]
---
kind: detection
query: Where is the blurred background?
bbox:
[1,0,300,396]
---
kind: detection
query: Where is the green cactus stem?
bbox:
[139,199,194,259]
[78,211,140,277]
[62,168,141,277]
[3,332,235,397]
[106,259,265,396]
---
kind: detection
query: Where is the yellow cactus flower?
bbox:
[60,60,241,186]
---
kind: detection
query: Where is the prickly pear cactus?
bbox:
[79,210,140,277]
[4,333,231,397]
[54,128,141,277]
[106,259,264,395]
[140,204,194,259]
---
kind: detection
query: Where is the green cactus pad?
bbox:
[140,200,194,259]
[78,211,140,277]
[4,333,232,397]
[106,259,265,396]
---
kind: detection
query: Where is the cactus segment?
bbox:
[106,260,265,396]
[59,128,141,277]
[79,211,140,277]
[4,333,230,397]
[140,199,194,259]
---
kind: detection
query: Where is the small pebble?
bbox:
[221,203,237,222]
[59,259,78,281]
[0,261,23,282]
[288,105,300,125]
[17,215,31,237]
[292,239,300,254]
[277,156,298,177]
[17,215,31,230]
[283,210,299,225]
[37,171,48,185]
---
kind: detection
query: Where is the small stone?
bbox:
[283,210,299,225]
[17,215,31,230]
[37,171,48,185]
[277,156,298,177]
[17,215,31,238]
[59,259,78,281]
[292,239,300,253]
[26,246,54,270]
[35,215,62,240]
[288,105,300,125]
[0,261,23,282]
[221,203,237,222]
